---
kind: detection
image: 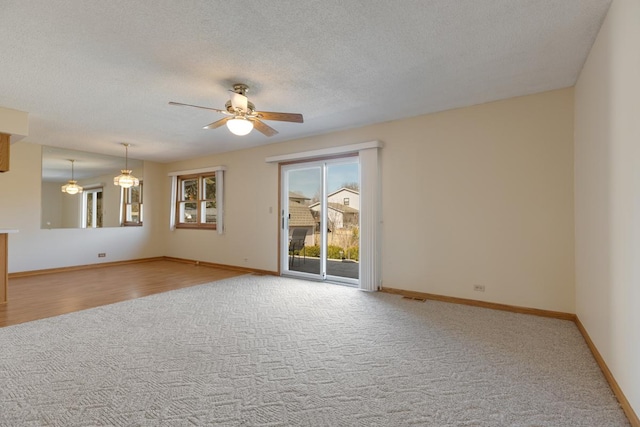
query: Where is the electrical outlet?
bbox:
[98,253,106,258]
[473,284,485,292]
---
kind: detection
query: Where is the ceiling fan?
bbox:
[169,83,304,137]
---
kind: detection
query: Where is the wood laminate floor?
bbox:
[0,260,246,327]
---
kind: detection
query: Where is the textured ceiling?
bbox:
[0,0,611,163]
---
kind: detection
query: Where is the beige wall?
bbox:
[0,106,28,140]
[0,89,575,314]
[574,0,640,416]
[381,89,574,312]
[41,181,64,228]
[0,142,165,272]
[162,88,575,313]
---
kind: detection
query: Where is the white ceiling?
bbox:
[0,0,611,163]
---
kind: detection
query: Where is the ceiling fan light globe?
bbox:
[227,117,253,136]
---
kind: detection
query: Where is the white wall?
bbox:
[574,0,640,417]
[0,142,165,272]
[162,88,575,313]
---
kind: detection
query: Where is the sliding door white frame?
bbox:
[280,161,324,281]
[267,141,382,291]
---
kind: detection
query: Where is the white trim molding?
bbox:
[265,141,383,164]
[168,165,227,177]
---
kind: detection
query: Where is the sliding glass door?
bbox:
[282,164,322,278]
[281,157,360,285]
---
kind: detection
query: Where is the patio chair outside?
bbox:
[289,228,308,267]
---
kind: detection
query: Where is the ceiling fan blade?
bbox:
[256,111,304,123]
[229,92,248,111]
[169,101,230,115]
[203,117,231,130]
[252,119,279,137]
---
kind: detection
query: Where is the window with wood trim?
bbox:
[123,182,143,226]
[175,173,217,229]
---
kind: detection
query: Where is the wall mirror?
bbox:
[41,146,144,229]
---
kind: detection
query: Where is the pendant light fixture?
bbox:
[61,159,83,195]
[113,143,139,188]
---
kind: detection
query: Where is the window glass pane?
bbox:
[123,184,143,225]
[126,203,141,223]
[181,179,198,201]
[179,202,198,223]
[203,176,216,201]
[86,193,94,228]
[84,188,103,228]
[96,191,103,228]
[202,201,217,224]
[129,186,141,203]
[175,173,219,229]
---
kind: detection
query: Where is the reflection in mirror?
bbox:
[41,146,144,229]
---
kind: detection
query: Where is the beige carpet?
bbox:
[0,275,629,426]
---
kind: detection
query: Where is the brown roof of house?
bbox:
[289,202,316,227]
[289,191,310,201]
[308,202,359,214]
[328,202,358,214]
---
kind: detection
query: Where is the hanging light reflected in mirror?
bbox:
[114,143,139,188]
[61,159,83,195]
